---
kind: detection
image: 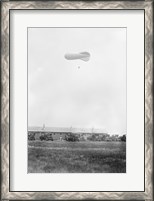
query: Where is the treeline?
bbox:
[86,134,126,142]
[63,133,125,142]
[28,132,126,142]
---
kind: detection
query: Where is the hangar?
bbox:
[28,126,108,141]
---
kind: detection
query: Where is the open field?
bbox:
[28,141,126,173]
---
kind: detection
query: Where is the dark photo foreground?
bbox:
[28,141,126,173]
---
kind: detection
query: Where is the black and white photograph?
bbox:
[28,27,126,173]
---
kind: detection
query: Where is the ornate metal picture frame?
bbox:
[1,0,153,200]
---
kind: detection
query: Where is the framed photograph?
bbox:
[1,0,153,200]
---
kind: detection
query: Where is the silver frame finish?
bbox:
[1,1,153,200]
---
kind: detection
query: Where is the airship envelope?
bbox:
[64,52,90,62]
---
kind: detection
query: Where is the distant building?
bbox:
[28,126,108,141]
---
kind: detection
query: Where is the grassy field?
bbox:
[28,141,126,173]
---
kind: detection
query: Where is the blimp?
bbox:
[64,52,90,62]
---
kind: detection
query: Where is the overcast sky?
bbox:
[28,28,126,135]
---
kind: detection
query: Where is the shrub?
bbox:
[120,135,126,142]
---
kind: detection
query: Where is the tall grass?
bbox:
[28,141,126,173]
